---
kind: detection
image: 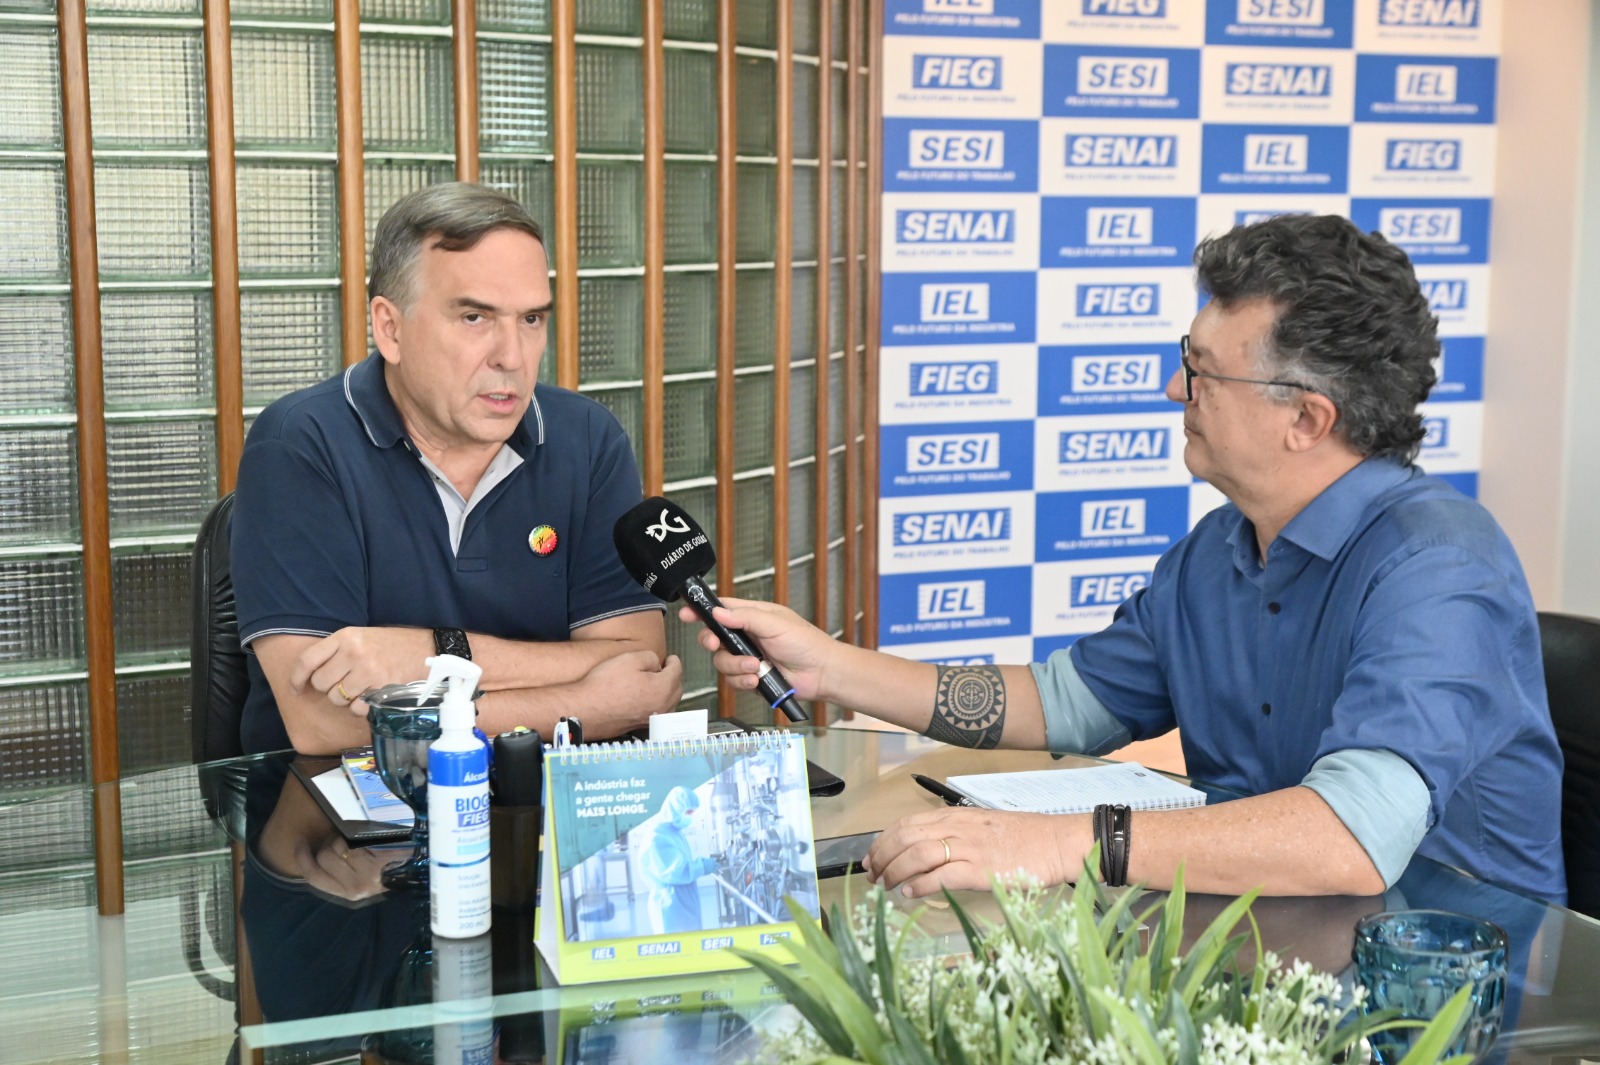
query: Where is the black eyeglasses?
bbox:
[1178,335,1317,403]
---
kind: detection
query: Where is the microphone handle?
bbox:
[681,577,810,722]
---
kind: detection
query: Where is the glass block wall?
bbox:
[0,0,875,808]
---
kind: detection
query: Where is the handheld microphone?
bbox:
[613,497,809,722]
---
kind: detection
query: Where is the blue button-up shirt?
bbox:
[1061,457,1565,901]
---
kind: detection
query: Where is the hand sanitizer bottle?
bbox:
[422,654,492,938]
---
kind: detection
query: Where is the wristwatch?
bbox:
[433,627,472,661]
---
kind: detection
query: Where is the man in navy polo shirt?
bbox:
[233,183,681,755]
[685,214,1566,903]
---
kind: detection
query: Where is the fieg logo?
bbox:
[1420,278,1467,311]
[1225,62,1332,98]
[917,580,987,620]
[1065,133,1177,169]
[1378,0,1479,27]
[1082,498,1147,537]
[1244,134,1309,173]
[909,360,999,395]
[1386,139,1461,171]
[1071,353,1163,392]
[1082,0,1167,16]
[1422,416,1448,449]
[921,283,990,322]
[910,129,1005,169]
[1076,283,1159,317]
[906,432,1001,472]
[1086,207,1153,246]
[1380,207,1461,244]
[913,55,1002,91]
[1396,65,1457,104]
[1236,0,1325,25]
[1059,427,1171,463]
[1069,571,1150,607]
[892,507,1012,545]
[925,0,995,12]
[1077,56,1170,97]
[897,209,1015,244]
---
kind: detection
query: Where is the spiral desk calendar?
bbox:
[534,730,821,984]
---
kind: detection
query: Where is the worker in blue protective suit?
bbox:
[641,786,717,934]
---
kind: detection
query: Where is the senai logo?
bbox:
[896,209,1015,244]
[1225,62,1332,97]
[1065,133,1176,169]
[1378,0,1479,27]
[1059,427,1171,463]
[892,508,1012,546]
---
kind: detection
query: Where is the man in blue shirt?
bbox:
[233,183,682,755]
[690,214,1566,901]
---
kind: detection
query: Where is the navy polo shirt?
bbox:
[232,353,663,754]
[1066,457,1566,902]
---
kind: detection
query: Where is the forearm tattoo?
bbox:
[926,666,1006,750]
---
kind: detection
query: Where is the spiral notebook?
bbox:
[534,729,821,985]
[946,761,1206,814]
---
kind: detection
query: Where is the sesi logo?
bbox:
[910,130,1005,169]
[1082,0,1167,16]
[1076,284,1159,317]
[1386,139,1461,171]
[1379,208,1461,244]
[1071,353,1163,392]
[1379,0,1479,27]
[906,433,1001,472]
[1420,278,1467,311]
[908,360,998,395]
[1086,207,1153,246]
[1236,0,1325,25]
[1244,134,1308,173]
[913,55,1002,90]
[1395,65,1457,103]
[1225,63,1332,97]
[897,209,1014,244]
[1076,57,1170,96]
[1069,571,1150,606]
[892,508,1012,545]
[1059,428,1170,463]
[920,284,990,322]
[917,580,987,620]
[1065,134,1176,169]
[1081,498,1148,536]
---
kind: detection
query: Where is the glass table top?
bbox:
[1,724,1596,1065]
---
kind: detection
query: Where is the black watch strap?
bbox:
[433,627,472,660]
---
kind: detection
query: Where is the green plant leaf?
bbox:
[1174,889,1258,1005]
[775,934,892,1062]
[1161,986,1202,1065]
[944,886,989,958]
[1088,987,1169,1065]
[1393,984,1475,1065]
[729,948,858,1056]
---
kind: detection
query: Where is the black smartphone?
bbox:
[813,830,879,878]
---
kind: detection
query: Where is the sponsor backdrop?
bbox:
[878,0,1497,663]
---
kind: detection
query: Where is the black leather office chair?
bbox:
[1538,611,1600,919]
[191,491,247,770]
[187,491,245,1005]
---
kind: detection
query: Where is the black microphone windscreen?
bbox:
[612,497,718,601]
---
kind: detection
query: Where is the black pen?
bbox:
[911,773,976,807]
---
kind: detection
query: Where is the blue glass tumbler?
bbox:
[367,680,445,892]
[1354,908,1508,1065]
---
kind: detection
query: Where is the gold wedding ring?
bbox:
[339,849,351,863]
[336,681,353,702]
[940,838,952,866]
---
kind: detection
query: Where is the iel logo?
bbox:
[528,525,559,556]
